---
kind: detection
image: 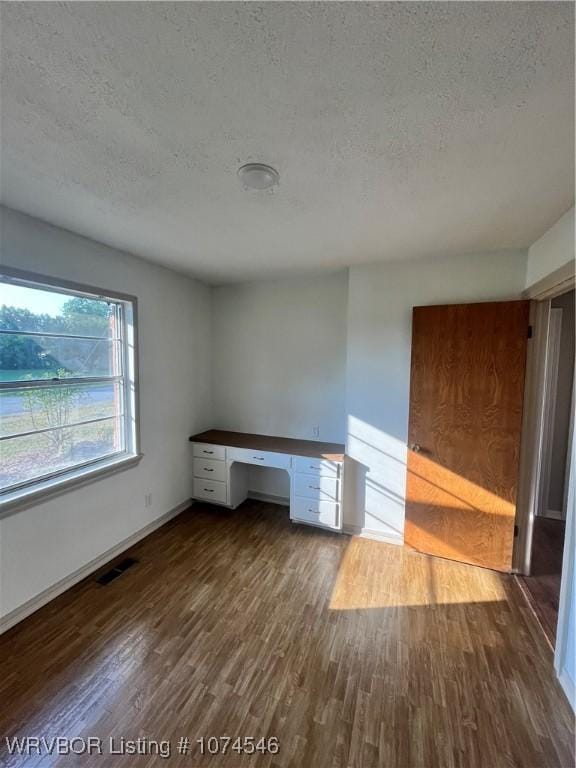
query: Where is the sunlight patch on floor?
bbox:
[328,536,507,610]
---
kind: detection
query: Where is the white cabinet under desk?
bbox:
[189,429,346,533]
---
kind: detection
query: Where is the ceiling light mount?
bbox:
[238,163,279,190]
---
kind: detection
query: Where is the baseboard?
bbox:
[343,524,403,546]
[0,498,191,635]
[544,509,564,520]
[557,668,575,712]
[247,491,290,507]
[514,575,554,651]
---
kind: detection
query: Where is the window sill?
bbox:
[0,453,144,517]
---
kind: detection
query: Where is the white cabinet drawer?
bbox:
[194,478,227,504]
[193,458,227,482]
[292,455,340,477]
[294,473,339,502]
[227,446,291,470]
[193,443,226,461]
[292,497,340,530]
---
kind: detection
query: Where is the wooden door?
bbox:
[405,300,530,572]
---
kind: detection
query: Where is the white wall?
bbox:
[526,206,575,288]
[212,272,348,498]
[556,435,575,710]
[0,206,212,620]
[562,562,576,708]
[344,250,528,541]
[210,252,528,528]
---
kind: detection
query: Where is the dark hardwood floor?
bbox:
[518,516,566,647]
[0,501,573,768]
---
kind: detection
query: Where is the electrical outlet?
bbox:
[144,493,153,508]
[312,426,320,438]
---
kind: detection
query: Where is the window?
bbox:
[0,268,140,506]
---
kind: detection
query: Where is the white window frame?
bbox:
[0,266,141,512]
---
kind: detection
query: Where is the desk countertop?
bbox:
[189,429,345,462]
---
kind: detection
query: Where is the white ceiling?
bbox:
[1,2,574,284]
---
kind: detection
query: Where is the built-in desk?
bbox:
[189,430,346,532]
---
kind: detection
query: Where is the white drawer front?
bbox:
[227,446,291,470]
[193,443,226,461]
[193,458,227,482]
[293,455,340,477]
[292,497,340,530]
[294,473,339,502]
[194,478,227,504]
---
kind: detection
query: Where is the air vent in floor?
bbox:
[96,557,138,585]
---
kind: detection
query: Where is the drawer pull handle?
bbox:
[309,485,321,490]
[310,465,318,470]
[203,488,214,493]
[203,468,214,472]
[203,450,214,454]
[253,456,265,461]
[308,508,319,514]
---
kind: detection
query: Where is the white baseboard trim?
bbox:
[247,491,290,507]
[544,509,565,520]
[343,524,403,546]
[0,498,191,636]
[557,668,575,712]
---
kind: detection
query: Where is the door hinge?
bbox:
[527,325,533,339]
[514,524,519,537]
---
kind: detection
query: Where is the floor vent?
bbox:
[96,557,138,585]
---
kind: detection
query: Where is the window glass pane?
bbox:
[0,418,123,491]
[0,282,117,337]
[0,382,122,438]
[0,274,137,496]
[0,335,120,380]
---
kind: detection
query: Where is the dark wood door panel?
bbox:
[405,300,530,572]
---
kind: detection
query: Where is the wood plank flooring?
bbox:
[0,501,574,768]
[518,517,566,646]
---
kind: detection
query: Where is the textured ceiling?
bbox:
[1,2,574,284]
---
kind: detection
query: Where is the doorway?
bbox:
[518,288,575,646]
